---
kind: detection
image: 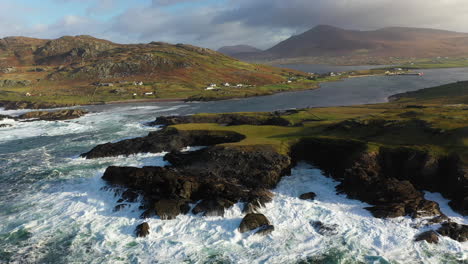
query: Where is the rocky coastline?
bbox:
[0,109,88,124]
[82,113,467,242]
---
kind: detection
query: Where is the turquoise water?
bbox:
[0,68,467,263]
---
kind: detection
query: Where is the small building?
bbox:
[287,80,292,83]
[98,83,114,87]
[144,92,154,96]
[223,83,230,87]
[329,72,336,77]
[236,84,243,87]
[133,81,144,86]
[205,87,216,90]
[208,83,217,87]
[25,92,31,97]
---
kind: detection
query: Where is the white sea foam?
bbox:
[0,102,466,264]
[2,160,466,264]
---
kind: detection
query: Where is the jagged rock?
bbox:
[415,230,439,243]
[192,199,234,217]
[113,204,130,212]
[135,222,150,238]
[101,145,289,220]
[151,113,292,127]
[255,225,275,235]
[437,222,468,242]
[81,127,245,159]
[153,199,189,220]
[310,221,339,236]
[19,109,88,121]
[117,189,139,203]
[299,192,316,200]
[0,124,12,128]
[239,213,271,234]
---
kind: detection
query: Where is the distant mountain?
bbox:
[217,45,262,57]
[234,25,468,62]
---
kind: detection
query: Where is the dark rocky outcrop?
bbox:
[239,213,272,235]
[0,109,88,123]
[135,222,150,238]
[290,137,466,218]
[101,144,291,221]
[310,221,339,236]
[437,222,468,242]
[299,192,316,200]
[151,112,294,127]
[19,109,88,121]
[415,230,439,244]
[81,127,246,159]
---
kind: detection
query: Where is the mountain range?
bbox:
[220,25,468,63]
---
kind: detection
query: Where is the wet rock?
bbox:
[113,204,130,212]
[299,192,316,200]
[255,225,274,236]
[192,199,234,217]
[0,124,12,128]
[437,222,468,242]
[310,221,339,236]
[415,230,439,244]
[135,222,150,238]
[151,113,292,127]
[81,127,245,159]
[100,145,290,220]
[19,109,88,121]
[153,199,188,220]
[117,189,139,203]
[239,213,271,233]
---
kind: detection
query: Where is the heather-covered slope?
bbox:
[0,35,308,108]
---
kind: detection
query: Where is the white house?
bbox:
[223,83,230,87]
[134,81,144,86]
[205,87,216,90]
[287,80,292,83]
[144,92,154,96]
[236,84,243,87]
[25,92,31,97]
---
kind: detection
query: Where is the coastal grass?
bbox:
[172,82,468,163]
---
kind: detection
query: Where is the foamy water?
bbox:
[0,100,466,263]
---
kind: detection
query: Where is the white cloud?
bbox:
[1,0,468,49]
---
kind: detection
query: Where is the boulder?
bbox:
[415,230,439,244]
[192,199,234,217]
[135,222,150,238]
[299,192,316,200]
[310,221,339,236]
[437,222,468,242]
[239,213,271,233]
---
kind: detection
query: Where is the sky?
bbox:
[1,0,468,50]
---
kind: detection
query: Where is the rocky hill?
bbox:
[0,35,308,108]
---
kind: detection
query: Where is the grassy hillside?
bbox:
[0,36,314,107]
[168,81,468,163]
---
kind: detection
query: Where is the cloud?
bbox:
[1,0,468,49]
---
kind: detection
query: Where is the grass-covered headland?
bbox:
[82,81,467,242]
